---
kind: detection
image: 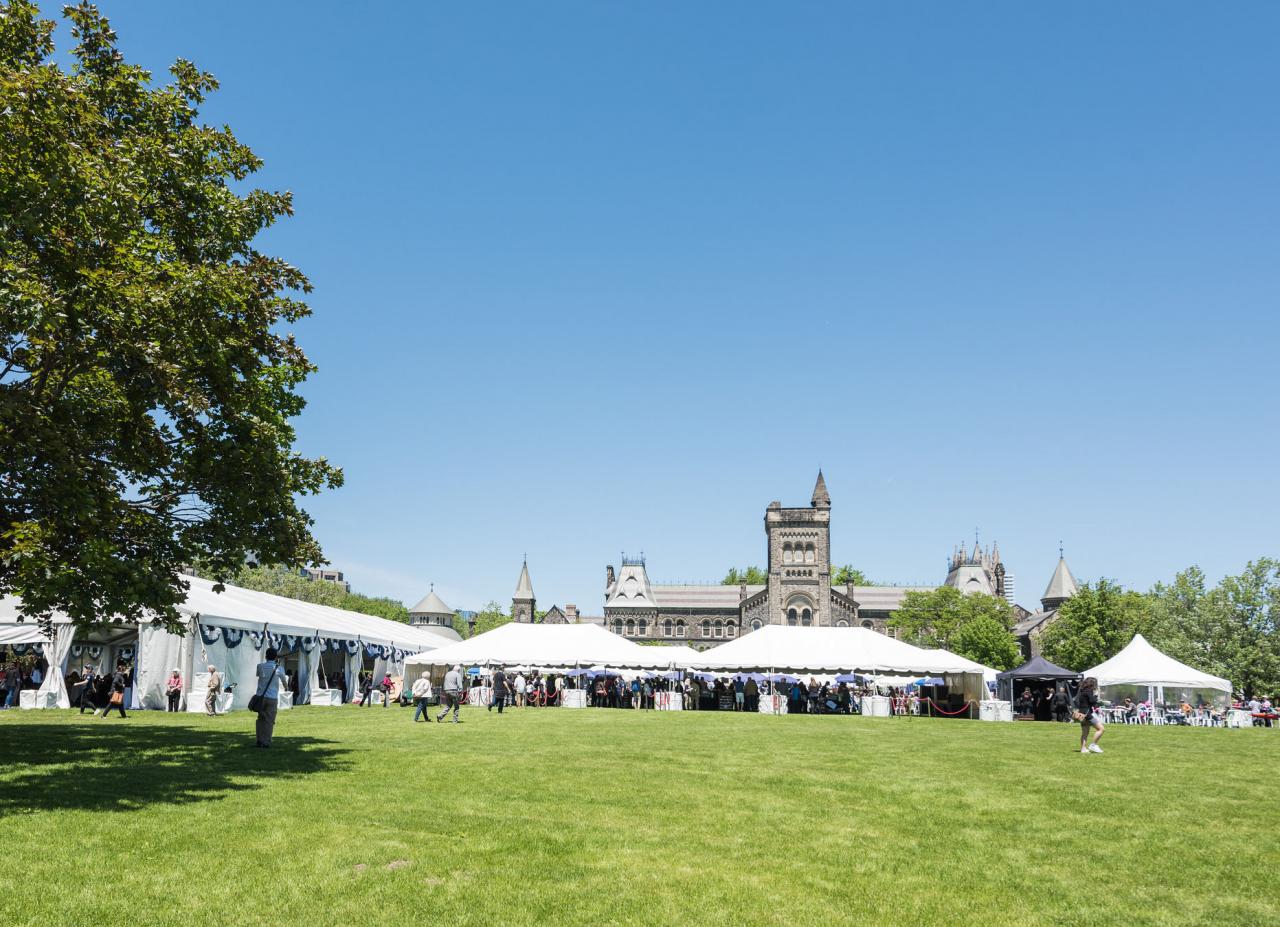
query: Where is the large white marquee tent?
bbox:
[690,626,988,700]
[1083,634,1232,707]
[403,621,680,673]
[0,576,458,711]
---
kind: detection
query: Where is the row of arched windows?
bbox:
[782,542,816,564]
[611,615,879,636]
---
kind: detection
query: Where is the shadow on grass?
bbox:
[0,720,351,815]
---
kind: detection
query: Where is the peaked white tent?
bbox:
[1083,634,1231,704]
[0,576,458,710]
[402,621,677,672]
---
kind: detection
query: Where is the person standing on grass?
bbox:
[3,660,21,709]
[205,664,222,716]
[253,648,287,748]
[1076,677,1104,754]
[489,668,508,713]
[513,671,526,708]
[99,662,128,719]
[411,673,434,722]
[437,664,463,723]
[165,667,183,712]
[357,672,374,707]
[379,671,393,708]
[78,665,98,713]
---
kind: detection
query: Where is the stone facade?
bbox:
[602,473,931,649]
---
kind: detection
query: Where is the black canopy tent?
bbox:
[997,656,1081,720]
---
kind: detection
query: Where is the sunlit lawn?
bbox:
[0,704,1276,927]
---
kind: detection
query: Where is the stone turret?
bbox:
[1040,554,1079,612]
[512,559,536,623]
[811,470,831,509]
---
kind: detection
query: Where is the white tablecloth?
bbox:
[466,686,492,707]
[310,688,344,706]
[860,695,891,717]
[561,688,588,709]
[185,688,234,714]
[654,691,683,711]
[978,699,1014,722]
[278,691,294,711]
[19,689,37,710]
[759,693,788,715]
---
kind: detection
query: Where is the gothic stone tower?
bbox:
[512,559,536,623]
[765,471,833,626]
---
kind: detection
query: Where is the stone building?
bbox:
[407,585,463,641]
[1012,554,1080,658]
[602,473,934,649]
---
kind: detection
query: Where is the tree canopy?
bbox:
[722,566,768,585]
[889,586,1021,670]
[1038,579,1153,673]
[831,564,874,586]
[0,3,341,632]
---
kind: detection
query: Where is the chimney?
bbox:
[606,565,616,588]
[565,604,579,622]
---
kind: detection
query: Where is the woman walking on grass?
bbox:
[1076,677,1105,754]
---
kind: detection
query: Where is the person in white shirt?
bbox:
[513,673,527,708]
[411,673,433,723]
[253,647,287,747]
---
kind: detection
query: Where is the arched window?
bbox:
[750,619,763,631]
[663,618,672,637]
[861,620,873,630]
[713,619,723,639]
[702,619,712,637]
[726,622,737,638]
[782,544,793,564]
[836,619,849,628]
[637,619,647,637]
[613,619,624,635]
[804,544,815,564]
[626,620,635,636]
[676,621,686,638]
[786,608,798,626]
[801,608,812,627]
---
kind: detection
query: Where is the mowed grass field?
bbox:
[0,706,1276,927]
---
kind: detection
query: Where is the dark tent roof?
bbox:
[996,655,1081,681]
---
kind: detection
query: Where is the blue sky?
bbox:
[59,3,1279,611]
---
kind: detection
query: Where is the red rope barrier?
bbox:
[927,698,973,716]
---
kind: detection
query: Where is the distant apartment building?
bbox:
[300,567,351,593]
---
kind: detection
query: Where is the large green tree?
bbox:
[1038,579,1152,671]
[722,566,768,585]
[0,3,341,632]
[469,601,511,638]
[888,585,1021,669]
[1146,561,1279,698]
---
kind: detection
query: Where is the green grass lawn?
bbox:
[0,705,1276,927]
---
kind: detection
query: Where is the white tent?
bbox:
[1083,634,1231,696]
[691,627,987,705]
[403,621,677,672]
[691,626,976,676]
[0,576,458,710]
[642,645,703,668]
[920,648,1001,686]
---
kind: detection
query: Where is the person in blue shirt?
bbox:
[254,647,287,748]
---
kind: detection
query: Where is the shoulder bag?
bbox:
[248,662,276,714]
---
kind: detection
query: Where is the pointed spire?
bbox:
[1041,551,1078,611]
[811,469,831,508]
[514,558,534,601]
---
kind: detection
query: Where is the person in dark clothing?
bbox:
[99,662,128,718]
[1051,685,1072,723]
[78,665,98,713]
[489,669,508,713]
[358,672,374,707]
[1075,677,1104,754]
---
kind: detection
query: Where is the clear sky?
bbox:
[58,2,1280,612]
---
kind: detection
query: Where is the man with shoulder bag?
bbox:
[252,648,287,748]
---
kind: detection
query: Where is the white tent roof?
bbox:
[920,648,1000,684]
[403,621,677,670]
[0,576,457,653]
[1083,634,1231,693]
[643,645,703,667]
[690,625,984,677]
